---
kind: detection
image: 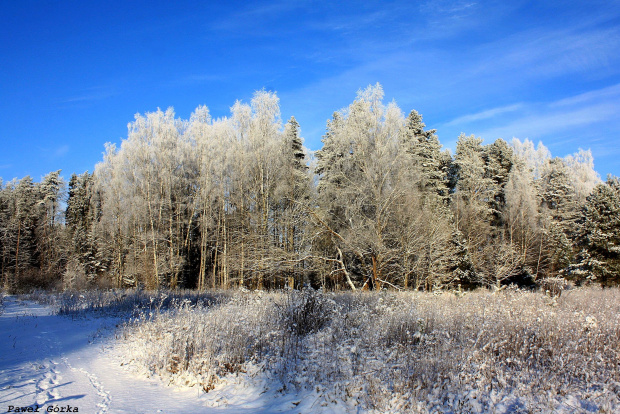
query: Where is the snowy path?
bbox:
[0,297,333,414]
[0,296,202,413]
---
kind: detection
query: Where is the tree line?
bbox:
[1,84,618,292]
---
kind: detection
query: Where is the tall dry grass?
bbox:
[115,287,620,412]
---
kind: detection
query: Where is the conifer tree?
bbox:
[6,177,39,291]
[0,179,11,289]
[36,170,65,282]
[278,116,311,287]
[538,158,580,276]
[484,138,514,226]
[66,172,102,287]
[567,178,620,285]
[452,135,492,279]
[401,110,449,203]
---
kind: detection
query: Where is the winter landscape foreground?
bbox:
[0,287,619,413]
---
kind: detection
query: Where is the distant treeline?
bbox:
[1,84,618,292]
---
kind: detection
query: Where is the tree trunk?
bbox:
[14,220,21,291]
[337,246,356,291]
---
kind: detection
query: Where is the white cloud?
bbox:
[475,102,619,141]
[550,83,620,107]
[61,86,117,104]
[467,25,620,83]
[444,104,524,126]
[461,83,620,148]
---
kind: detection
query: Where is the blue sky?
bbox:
[2,0,620,183]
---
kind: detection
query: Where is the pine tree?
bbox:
[483,138,514,226]
[36,170,65,282]
[448,228,476,289]
[282,116,309,200]
[538,158,580,276]
[401,110,449,203]
[11,176,38,291]
[453,134,492,204]
[452,134,493,252]
[66,172,101,287]
[567,179,620,285]
[279,116,311,287]
[453,135,522,287]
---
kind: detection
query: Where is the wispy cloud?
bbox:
[437,83,620,170]
[61,86,118,104]
[466,24,620,85]
[461,84,620,150]
[550,83,620,107]
[419,0,479,24]
[476,103,618,141]
[211,0,309,34]
[444,104,524,126]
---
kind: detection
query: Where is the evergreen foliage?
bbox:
[401,110,450,203]
[567,179,620,285]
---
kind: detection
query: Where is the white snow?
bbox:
[0,296,328,414]
[2,289,619,413]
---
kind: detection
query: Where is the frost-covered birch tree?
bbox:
[313,84,459,290]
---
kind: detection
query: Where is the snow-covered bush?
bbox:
[538,276,570,297]
[278,287,335,336]
[62,257,90,291]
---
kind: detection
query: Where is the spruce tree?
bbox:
[401,110,449,203]
[36,170,65,282]
[539,158,580,275]
[282,116,309,198]
[567,179,620,285]
[280,116,311,286]
[315,112,347,229]
[483,138,514,226]
[11,176,38,291]
[66,171,101,285]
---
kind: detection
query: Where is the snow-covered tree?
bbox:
[538,158,580,276]
[277,116,311,287]
[567,178,620,285]
[503,157,542,281]
[401,110,450,203]
[0,173,66,291]
[65,171,102,287]
[36,170,65,281]
[564,148,601,203]
[95,108,194,288]
[483,138,514,226]
[510,138,550,180]
[313,84,459,290]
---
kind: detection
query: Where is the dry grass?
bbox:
[23,288,227,317]
[114,287,620,412]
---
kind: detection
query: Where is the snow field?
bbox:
[0,295,241,413]
[117,287,620,413]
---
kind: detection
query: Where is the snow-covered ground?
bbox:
[0,296,323,414]
[2,288,619,413]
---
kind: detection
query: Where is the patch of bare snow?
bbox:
[0,296,350,413]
